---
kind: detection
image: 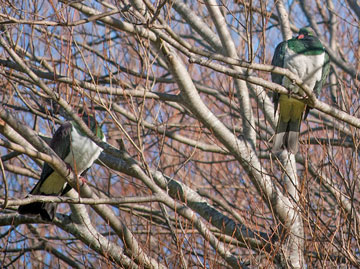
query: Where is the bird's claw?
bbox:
[79,176,88,185]
[301,95,309,101]
[65,163,86,185]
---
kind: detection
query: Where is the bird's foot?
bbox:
[79,176,88,185]
[300,95,309,101]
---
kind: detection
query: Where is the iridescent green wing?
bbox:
[271,40,287,116]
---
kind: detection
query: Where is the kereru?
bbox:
[271,28,330,153]
[18,112,106,221]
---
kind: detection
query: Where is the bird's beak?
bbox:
[297,34,305,39]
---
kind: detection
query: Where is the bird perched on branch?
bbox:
[18,111,106,221]
[271,27,330,153]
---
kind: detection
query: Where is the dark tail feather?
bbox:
[272,117,301,154]
[18,202,57,221]
[18,183,71,221]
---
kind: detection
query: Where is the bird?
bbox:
[18,112,106,221]
[271,27,330,153]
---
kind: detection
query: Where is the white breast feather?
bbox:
[283,45,325,95]
[65,126,105,174]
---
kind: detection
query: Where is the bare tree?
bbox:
[0,0,359,268]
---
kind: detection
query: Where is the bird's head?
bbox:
[297,28,314,39]
[76,109,105,140]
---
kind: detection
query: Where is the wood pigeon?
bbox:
[271,28,330,153]
[18,112,106,221]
